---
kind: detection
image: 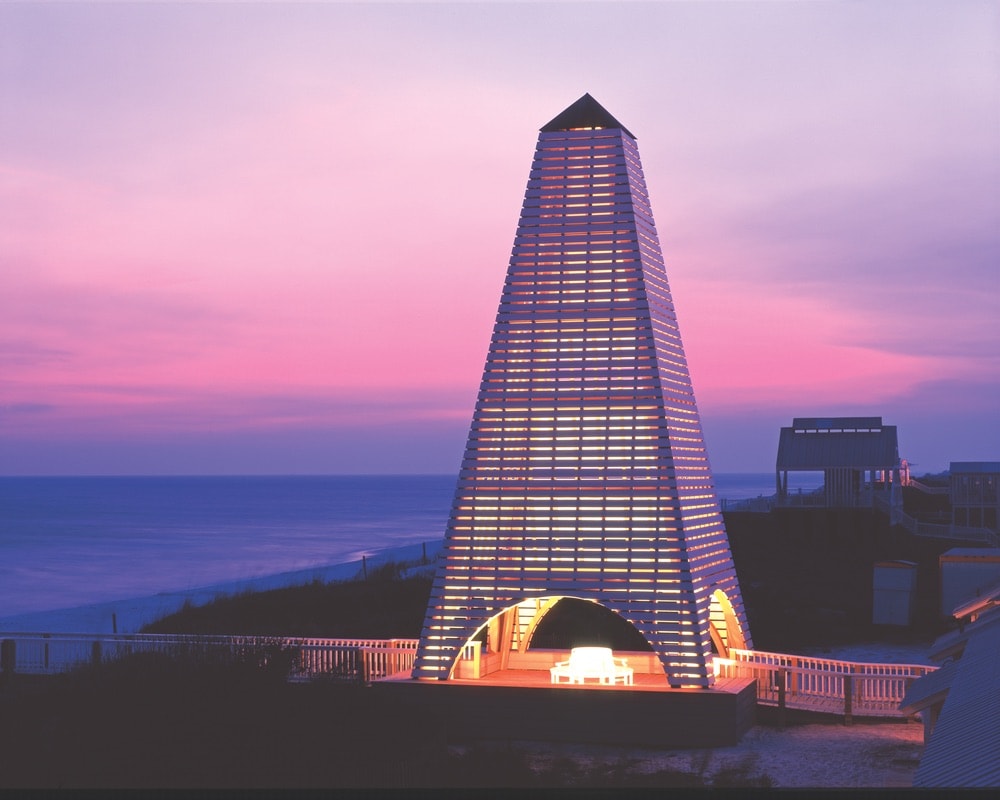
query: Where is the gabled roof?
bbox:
[541,93,635,139]
[899,658,957,715]
[776,419,900,470]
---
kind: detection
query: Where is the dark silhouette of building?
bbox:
[776,416,902,509]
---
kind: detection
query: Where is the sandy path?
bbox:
[518,720,924,787]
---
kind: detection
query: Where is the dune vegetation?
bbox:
[142,561,432,639]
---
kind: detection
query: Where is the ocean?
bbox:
[0,473,799,620]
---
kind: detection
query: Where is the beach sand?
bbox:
[507,718,925,787]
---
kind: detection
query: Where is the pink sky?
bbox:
[1,1,998,475]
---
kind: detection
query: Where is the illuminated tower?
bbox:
[412,94,751,687]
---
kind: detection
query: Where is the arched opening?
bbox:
[449,596,658,682]
[708,589,747,657]
[528,598,653,652]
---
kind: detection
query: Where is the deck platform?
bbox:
[375,668,756,749]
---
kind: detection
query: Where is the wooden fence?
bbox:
[716,648,936,721]
[0,633,419,683]
[2,632,937,721]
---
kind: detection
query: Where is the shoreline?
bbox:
[0,539,442,635]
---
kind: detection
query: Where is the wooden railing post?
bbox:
[359,648,369,685]
[843,673,853,725]
[0,639,15,679]
[903,676,916,721]
[777,669,787,730]
[91,640,102,666]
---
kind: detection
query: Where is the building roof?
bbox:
[790,417,884,431]
[912,622,1000,787]
[950,462,1000,474]
[776,417,899,470]
[927,605,1000,662]
[940,547,1000,560]
[951,576,1000,620]
[899,658,957,715]
[540,93,635,138]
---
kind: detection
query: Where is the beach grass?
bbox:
[0,537,932,788]
[142,560,433,638]
[0,566,769,788]
[0,647,732,788]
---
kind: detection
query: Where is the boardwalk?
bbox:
[0,632,934,721]
[717,649,935,720]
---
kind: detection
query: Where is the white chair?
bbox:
[550,646,633,685]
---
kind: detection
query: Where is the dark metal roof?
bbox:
[927,605,1000,662]
[940,547,1000,560]
[913,619,1000,787]
[951,576,1000,620]
[951,462,1000,474]
[776,418,899,470]
[541,93,635,139]
[899,658,957,715]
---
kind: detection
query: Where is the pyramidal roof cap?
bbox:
[541,93,635,139]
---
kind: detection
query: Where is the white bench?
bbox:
[549,646,634,685]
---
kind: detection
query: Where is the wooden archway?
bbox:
[708,589,747,657]
[450,595,655,679]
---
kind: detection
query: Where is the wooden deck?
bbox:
[375,668,757,749]
[445,666,748,693]
[382,653,928,724]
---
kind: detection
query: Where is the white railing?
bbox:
[890,507,999,546]
[357,641,419,681]
[716,648,936,719]
[291,637,418,680]
[2,632,938,717]
[0,633,419,682]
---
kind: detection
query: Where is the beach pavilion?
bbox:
[775,417,903,509]
[387,96,756,745]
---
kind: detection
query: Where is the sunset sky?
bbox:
[2,1,997,476]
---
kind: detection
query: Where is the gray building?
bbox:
[950,462,999,532]
[900,580,1000,787]
[775,417,902,508]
